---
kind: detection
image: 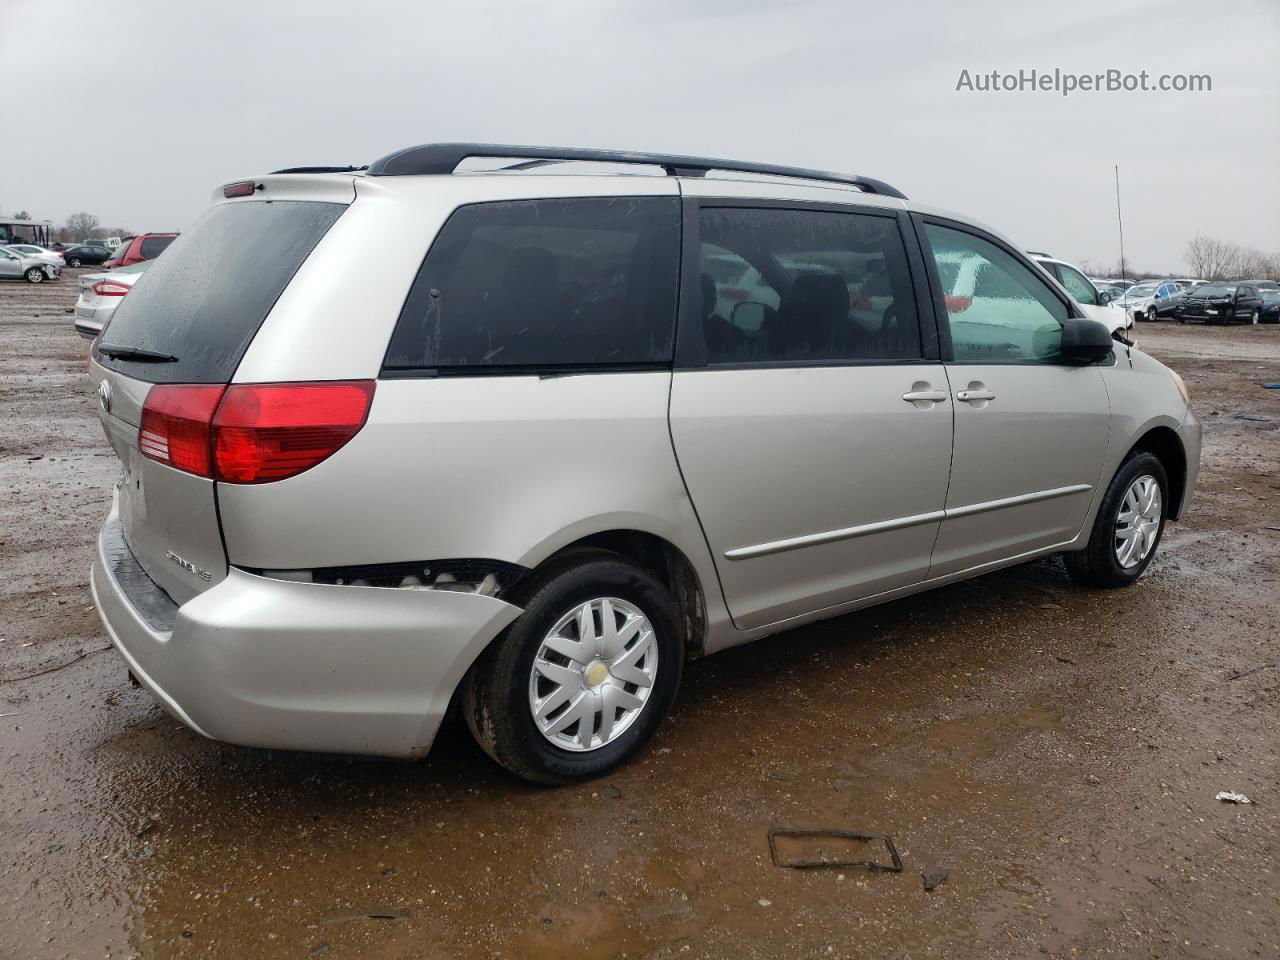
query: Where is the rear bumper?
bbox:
[90,497,522,758]
[74,301,109,339]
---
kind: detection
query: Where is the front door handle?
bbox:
[902,381,948,409]
[955,389,996,402]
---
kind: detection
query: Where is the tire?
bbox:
[67,257,81,267]
[1251,309,1260,325]
[1146,306,1157,323]
[1064,451,1168,588]
[24,267,43,283]
[463,553,683,784]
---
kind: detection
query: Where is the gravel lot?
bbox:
[1,273,1277,959]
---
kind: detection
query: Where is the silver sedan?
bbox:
[73,261,149,339]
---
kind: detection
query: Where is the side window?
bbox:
[139,235,175,259]
[925,223,1068,363]
[385,197,680,371]
[697,207,922,364]
[1057,264,1099,305]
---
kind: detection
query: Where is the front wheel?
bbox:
[1064,451,1168,587]
[1251,309,1260,325]
[464,554,683,784]
[1146,306,1157,323]
[24,267,44,283]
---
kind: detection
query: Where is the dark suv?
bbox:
[103,233,178,269]
[1175,283,1266,325]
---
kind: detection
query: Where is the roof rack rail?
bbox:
[270,165,367,175]
[364,143,907,200]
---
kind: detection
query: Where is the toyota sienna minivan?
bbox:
[89,144,1200,783]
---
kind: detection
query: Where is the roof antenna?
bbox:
[1114,164,1133,357]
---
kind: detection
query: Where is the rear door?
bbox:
[916,218,1111,575]
[669,200,952,630]
[90,196,349,603]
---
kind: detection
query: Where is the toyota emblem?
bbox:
[98,379,113,414]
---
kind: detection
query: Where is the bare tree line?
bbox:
[1084,234,1279,283]
[3,208,133,243]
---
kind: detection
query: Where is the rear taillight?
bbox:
[139,385,225,476]
[91,280,131,297]
[213,382,375,483]
[138,381,375,483]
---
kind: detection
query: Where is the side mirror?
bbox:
[1098,289,1114,305]
[1060,315,1114,364]
[731,301,768,332]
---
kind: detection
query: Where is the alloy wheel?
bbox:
[528,597,658,752]
[1114,474,1162,569]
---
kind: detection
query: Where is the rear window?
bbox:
[384,197,680,372]
[95,201,346,383]
[139,234,176,259]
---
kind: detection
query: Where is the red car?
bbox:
[103,233,178,269]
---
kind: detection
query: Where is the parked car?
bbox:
[61,244,115,268]
[1259,289,1280,323]
[1174,283,1265,324]
[1114,281,1184,322]
[0,246,56,283]
[1252,280,1278,292]
[1,245,62,280]
[73,261,150,339]
[88,144,1200,784]
[1031,254,1132,329]
[102,233,177,269]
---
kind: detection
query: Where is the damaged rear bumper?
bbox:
[90,497,522,758]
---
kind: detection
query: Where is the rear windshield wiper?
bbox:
[97,344,179,363]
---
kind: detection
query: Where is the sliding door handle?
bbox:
[902,389,947,403]
[956,388,996,403]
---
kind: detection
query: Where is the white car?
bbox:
[0,246,58,283]
[73,261,150,339]
[1031,255,1132,331]
[1115,281,1183,322]
[5,244,64,271]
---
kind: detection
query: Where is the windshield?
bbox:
[1122,285,1158,298]
[110,261,149,276]
[1259,290,1279,303]
[1193,284,1236,297]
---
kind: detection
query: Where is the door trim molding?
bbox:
[724,483,1092,560]
[944,483,1092,519]
[724,509,946,560]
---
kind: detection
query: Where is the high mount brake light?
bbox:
[137,381,376,483]
[222,181,258,198]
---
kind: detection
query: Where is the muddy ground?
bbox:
[0,273,1276,960]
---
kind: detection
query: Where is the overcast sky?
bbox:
[2,0,1276,271]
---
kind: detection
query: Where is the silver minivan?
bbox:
[89,144,1200,783]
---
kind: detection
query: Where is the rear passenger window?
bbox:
[925,224,1068,363]
[697,207,921,365]
[384,197,680,372]
[139,235,174,259]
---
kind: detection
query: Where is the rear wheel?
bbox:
[1064,451,1168,588]
[464,554,683,784]
[67,257,82,267]
[24,267,43,283]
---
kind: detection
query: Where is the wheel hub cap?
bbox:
[528,597,658,752]
[1114,474,1162,569]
